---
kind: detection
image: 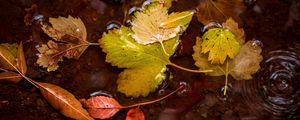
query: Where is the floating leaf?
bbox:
[193,19,262,80]
[131,4,191,45]
[201,28,240,64]
[0,43,18,71]
[37,82,93,120]
[126,107,145,120]
[196,0,246,25]
[37,15,89,71]
[0,72,22,83]
[80,96,122,119]
[17,42,27,75]
[100,27,179,97]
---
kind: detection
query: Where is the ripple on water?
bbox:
[240,42,300,119]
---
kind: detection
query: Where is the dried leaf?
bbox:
[17,42,27,75]
[37,82,93,120]
[80,96,122,119]
[100,27,179,97]
[0,72,22,83]
[37,15,89,71]
[131,4,191,45]
[0,44,18,71]
[126,107,145,120]
[196,0,246,25]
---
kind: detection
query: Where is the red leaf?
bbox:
[80,96,122,119]
[126,107,145,120]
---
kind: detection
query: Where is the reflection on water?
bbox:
[240,42,300,119]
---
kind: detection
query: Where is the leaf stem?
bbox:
[223,60,229,95]
[169,63,213,73]
[159,41,170,57]
[121,84,184,109]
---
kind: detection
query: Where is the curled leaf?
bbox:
[80,96,122,119]
[0,72,22,83]
[37,82,93,120]
[126,107,145,120]
[196,0,246,25]
[37,15,89,71]
[100,27,179,97]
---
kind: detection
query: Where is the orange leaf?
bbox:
[196,0,246,25]
[80,96,122,119]
[0,72,22,83]
[36,82,93,120]
[126,107,145,120]
[17,42,27,75]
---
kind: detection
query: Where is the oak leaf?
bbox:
[80,96,122,119]
[196,0,246,25]
[37,15,89,71]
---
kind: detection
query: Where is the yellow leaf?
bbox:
[0,43,18,71]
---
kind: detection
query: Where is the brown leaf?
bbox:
[17,42,27,75]
[37,82,93,120]
[126,107,145,120]
[37,15,89,71]
[0,45,17,71]
[0,72,22,83]
[80,96,122,119]
[196,0,246,25]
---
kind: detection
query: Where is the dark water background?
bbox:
[0,0,299,119]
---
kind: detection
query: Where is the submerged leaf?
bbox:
[37,82,93,120]
[196,0,246,25]
[80,96,122,119]
[126,107,145,120]
[100,27,179,97]
[131,4,191,45]
[0,72,22,83]
[201,28,240,64]
[37,15,89,71]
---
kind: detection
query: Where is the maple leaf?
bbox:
[131,4,193,45]
[100,27,179,97]
[196,0,246,25]
[37,15,90,71]
[192,19,262,80]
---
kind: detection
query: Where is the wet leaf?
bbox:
[131,4,191,45]
[126,107,145,120]
[37,82,93,120]
[0,72,22,83]
[17,42,27,75]
[0,43,18,71]
[153,0,173,8]
[80,96,122,119]
[196,0,246,25]
[160,11,194,28]
[201,28,240,64]
[100,27,179,97]
[37,15,89,71]
[193,19,262,80]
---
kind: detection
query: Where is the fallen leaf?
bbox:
[153,0,173,8]
[0,72,22,83]
[126,107,145,120]
[80,96,122,119]
[131,4,191,45]
[37,82,93,120]
[37,15,89,71]
[100,27,179,97]
[196,0,246,25]
[160,11,194,28]
[192,19,262,80]
[17,42,27,75]
[0,43,18,71]
[201,28,240,64]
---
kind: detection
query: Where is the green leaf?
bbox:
[201,28,240,64]
[100,27,179,97]
[160,11,194,28]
